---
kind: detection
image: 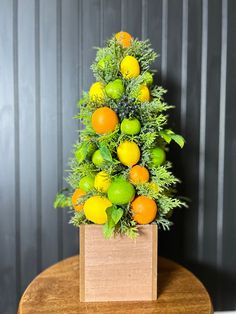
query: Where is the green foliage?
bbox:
[117,217,138,239]
[54,32,187,238]
[124,39,158,71]
[54,192,72,208]
[103,205,124,239]
[69,211,90,226]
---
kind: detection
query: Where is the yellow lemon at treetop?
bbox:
[84,195,112,224]
[138,84,150,102]
[120,56,140,79]
[94,171,111,193]
[117,141,140,166]
[89,82,105,103]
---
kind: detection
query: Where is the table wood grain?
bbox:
[18,255,213,314]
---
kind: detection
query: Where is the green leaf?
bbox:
[171,134,185,148]
[159,131,172,143]
[99,143,113,162]
[75,142,88,164]
[103,206,124,239]
[103,223,115,239]
[54,193,71,208]
[111,207,123,224]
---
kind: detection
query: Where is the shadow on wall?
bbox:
[155,74,236,311]
[184,261,236,311]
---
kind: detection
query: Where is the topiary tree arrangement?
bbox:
[54,31,186,239]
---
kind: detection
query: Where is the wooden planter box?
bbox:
[80,224,158,302]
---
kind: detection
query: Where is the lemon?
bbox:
[117,141,140,166]
[120,56,140,79]
[84,196,112,224]
[138,84,150,102]
[89,82,105,103]
[94,171,111,192]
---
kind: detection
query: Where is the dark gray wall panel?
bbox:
[18,0,38,293]
[0,1,17,313]
[147,0,162,80]
[39,0,60,268]
[0,0,236,312]
[102,0,121,40]
[61,0,80,258]
[222,0,236,310]
[203,0,221,265]
[182,0,202,262]
[82,0,101,90]
[121,0,142,38]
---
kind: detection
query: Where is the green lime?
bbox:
[79,175,95,192]
[121,118,141,135]
[150,147,166,166]
[107,177,135,205]
[143,72,154,86]
[92,149,104,167]
[97,55,112,70]
[105,79,125,100]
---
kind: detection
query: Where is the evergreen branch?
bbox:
[69,211,90,227]
[150,163,180,189]
[158,195,187,215]
[155,216,173,231]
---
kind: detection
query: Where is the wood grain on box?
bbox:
[80,224,158,302]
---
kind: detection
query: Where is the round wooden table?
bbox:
[18,255,213,314]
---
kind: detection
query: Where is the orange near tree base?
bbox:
[115,31,132,48]
[131,195,158,224]
[129,165,150,184]
[92,106,119,134]
[72,188,85,211]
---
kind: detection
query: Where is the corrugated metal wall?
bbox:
[0,0,235,313]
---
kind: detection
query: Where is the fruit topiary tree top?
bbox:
[54,31,187,239]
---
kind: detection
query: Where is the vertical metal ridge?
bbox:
[35,0,42,273]
[180,0,188,134]
[198,0,208,261]
[217,0,228,268]
[13,0,21,300]
[57,0,63,260]
[141,0,148,40]
[100,0,104,45]
[161,0,168,85]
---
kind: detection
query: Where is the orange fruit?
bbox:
[131,195,158,224]
[92,106,119,134]
[115,31,132,48]
[129,165,150,184]
[72,188,85,211]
